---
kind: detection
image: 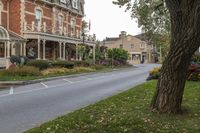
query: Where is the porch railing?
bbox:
[0,58,6,68]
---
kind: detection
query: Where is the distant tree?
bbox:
[113,0,200,114]
[108,48,129,61]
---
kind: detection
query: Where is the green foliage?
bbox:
[72,60,90,67]
[191,54,200,62]
[25,81,200,133]
[0,66,40,77]
[51,60,74,69]
[107,48,129,61]
[10,55,21,64]
[26,60,49,70]
[10,56,30,65]
[113,0,171,59]
[41,67,95,76]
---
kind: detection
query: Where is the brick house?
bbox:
[0,0,96,68]
[102,31,158,64]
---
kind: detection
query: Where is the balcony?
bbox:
[23,21,81,39]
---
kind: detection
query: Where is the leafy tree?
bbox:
[107,48,129,61]
[113,0,200,114]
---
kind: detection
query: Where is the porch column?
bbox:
[4,42,7,58]
[23,42,26,56]
[59,42,62,59]
[20,43,23,56]
[38,39,41,59]
[76,44,78,60]
[7,41,10,58]
[63,43,66,60]
[11,42,15,56]
[93,45,96,64]
[42,40,46,60]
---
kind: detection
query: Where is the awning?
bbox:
[0,26,26,42]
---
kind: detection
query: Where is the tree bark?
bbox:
[151,0,200,114]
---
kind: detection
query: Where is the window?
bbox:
[140,42,146,48]
[35,9,42,30]
[131,44,134,49]
[0,2,3,25]
[72,0,78,9]
[71,19,76,36]
[120,44,123,48]
[58,15,64,31]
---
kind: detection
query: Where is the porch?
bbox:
[0,26,26,68]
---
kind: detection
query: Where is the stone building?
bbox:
[102,31,158,64]
[0,0,96,68]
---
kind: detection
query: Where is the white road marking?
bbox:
[9,86,14,95]
[0,73,117,98]
[63,79,74,84]
[41,82,48,88]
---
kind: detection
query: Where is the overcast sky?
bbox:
[84,0,141,41]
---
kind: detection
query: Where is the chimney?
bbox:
[119,31,127,38]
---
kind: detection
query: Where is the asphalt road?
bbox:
[0,64,159,133]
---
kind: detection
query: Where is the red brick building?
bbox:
[0,0,96,68]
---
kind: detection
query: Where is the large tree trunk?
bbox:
[151,0,200,114]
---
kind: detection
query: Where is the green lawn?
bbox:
[25,81,200,133]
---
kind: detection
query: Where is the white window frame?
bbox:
[35,8,42,31]
[58,15,64,32]
[0,2,3,25]
[140,42,146,48]
[131,44,134,49]
[70,18,76,36]
[72,0,78,9]
[120,44,123,49]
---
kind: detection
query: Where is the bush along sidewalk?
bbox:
[147,63,200,81]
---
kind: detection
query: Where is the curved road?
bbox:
[0,64,159,133]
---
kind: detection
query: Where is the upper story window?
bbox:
[58,15,64,31]
[72,0,78,9]
[131,44,134,49]
[140,42,146,48]
[35,9,42,30]
[0,2,3,25]
[70,19,76,35]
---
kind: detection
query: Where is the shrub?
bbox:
[191,54,200,62]
[188,63,200,81]
[26,60,49,70]
[0,66,40,77]
[10,55,21,64]
[91,64,105,70]
[41,67,95,76]
[41,68,71,76]
[72,60,90,67]
[149,67,161,76]
[108,48,129,61]
[51,60,74,69]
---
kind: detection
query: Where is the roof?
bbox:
[105,37,119,42]
[41,0,84,16]
[9,31,25,42]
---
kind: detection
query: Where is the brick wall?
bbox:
[9,0,21,34]
[1,0,8,28]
